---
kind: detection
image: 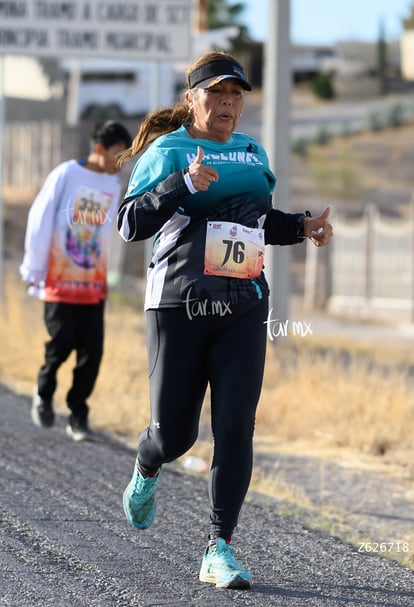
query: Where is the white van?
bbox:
[62,58,180,119]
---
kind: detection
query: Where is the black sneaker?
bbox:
[66,414,91,442]
[31,393,55,428]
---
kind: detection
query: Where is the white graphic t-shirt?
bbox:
[20,160,121,304]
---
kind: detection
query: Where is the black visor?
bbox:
[187,59,252,91]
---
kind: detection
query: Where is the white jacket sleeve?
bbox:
[19,165,65,284]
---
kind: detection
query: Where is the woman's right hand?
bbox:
[188,146,219,191]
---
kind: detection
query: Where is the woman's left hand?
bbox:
[303,206,333,247]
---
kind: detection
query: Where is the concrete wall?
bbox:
[333,75,382,99]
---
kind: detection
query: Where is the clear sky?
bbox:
[243,0,413,44]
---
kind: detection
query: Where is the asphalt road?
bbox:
[1,384,413,607]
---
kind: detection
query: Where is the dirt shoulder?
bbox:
[252,444,414,568]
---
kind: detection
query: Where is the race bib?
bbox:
[204,221,265,279]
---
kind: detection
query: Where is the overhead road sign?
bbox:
[0,0,192,60]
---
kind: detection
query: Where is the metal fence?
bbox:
[305,203,414,321]
[3,122,62,191]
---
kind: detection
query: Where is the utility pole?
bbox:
[65,59,81,126]
[195,0,208,31]
[0,57,5,299]
[262,0,291,326]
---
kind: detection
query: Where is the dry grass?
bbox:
[2,271,414,473]
[260,341,414,458]
[292,123,414,215]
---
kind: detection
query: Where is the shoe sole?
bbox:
[199,572,252,589]
[122,486,155,530]
[65,424,91,442]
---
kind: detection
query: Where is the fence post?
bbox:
[365,204,376,309]
[411,197,414,323]
[303,239,317,311]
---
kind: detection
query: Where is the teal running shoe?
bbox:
[123,462,160,529]
[199,537,252,589]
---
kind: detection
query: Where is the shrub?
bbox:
[385,104,404,128]
[314,127,331,146]
[366,111,384,132]
[311,74,335,100]
[292,137,309,156]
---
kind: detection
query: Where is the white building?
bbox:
[4,55,56,100]
[401,30,414,80]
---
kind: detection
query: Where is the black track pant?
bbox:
[37,301,104,419]
[139,297,268,540]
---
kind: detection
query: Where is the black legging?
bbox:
[139,297,268,540]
